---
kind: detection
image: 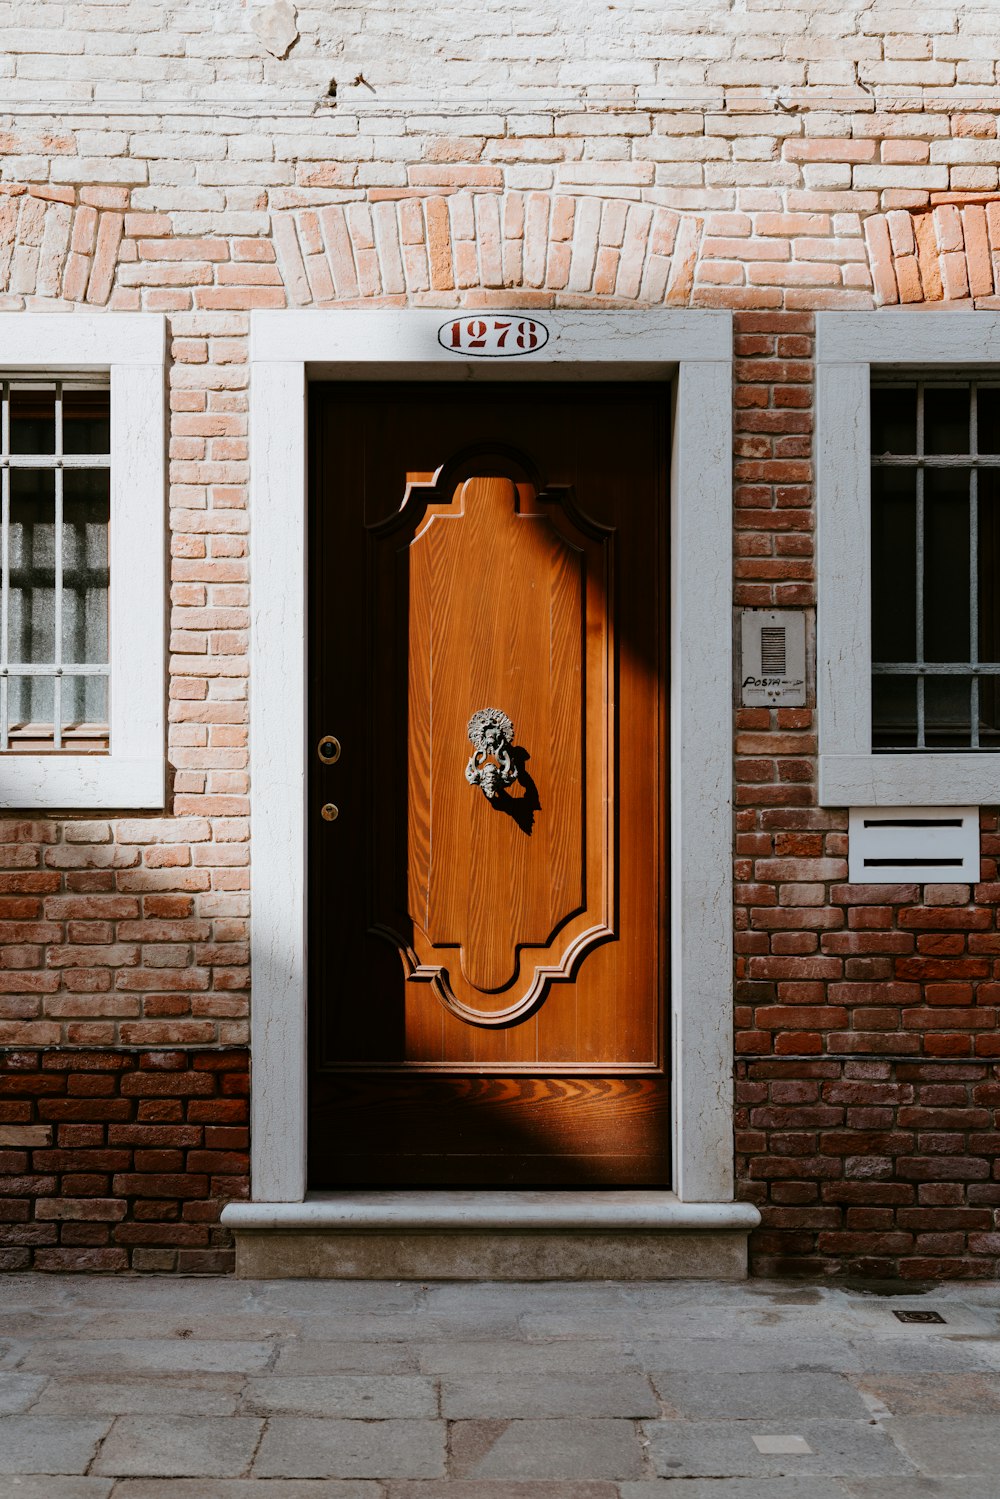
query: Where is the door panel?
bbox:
[308,383,670,1187]
[309,1074,671,1187]
[371,462,613,1024]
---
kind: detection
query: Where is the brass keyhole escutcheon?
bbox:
[317,735,341,764]
[321,803,339,822]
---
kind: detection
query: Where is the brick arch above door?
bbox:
[272,192,704,308]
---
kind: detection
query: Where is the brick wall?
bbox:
[739,1059,1000,1278]
[3,2,998,108]
[0,2,999,1274]
[0,1048,248,1271]
[732,312,1000,1279]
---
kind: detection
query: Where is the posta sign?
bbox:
[438,316,549,357]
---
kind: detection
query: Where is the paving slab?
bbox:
[619,1483,852,1498]
[0,1482,114,1499]
[440,1369,659,1418]
[845,1302,997,1340]
[253,1418,446,1479]
[448,1417,645,1479]
[387,1485,619,1498]
[248,1281,421,1312]
[0,1415,111,1474]
[0,1372,46,1413]
[966,1338,1000,1370]
[418,1337,636,1373]
[634,1336,866,1373]
[20,1338,274,1375]
[888,1416,1000,1476]
[650,1371,870,1419]
[111,1484,382,1497]
[34,1374,243,1416]
[627,1281,771,1308]
[241,1374,438,1417]
[92,1415,264,1478]
[71,1313,298,1342]
[843,1481,1000,1499]
[0,1311,100,1339]
[260,1314,446,1343]
[643,1418,916,1479]
[854,1372,1000,1415]
[426,1284,633,1317]
[526,1307,774,1341]
[843,1337,999,1374]
[274,1340,420,1374]
[50,1279,258,1314]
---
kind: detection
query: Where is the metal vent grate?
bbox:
[760,626,786,675]
[848,806,979,884]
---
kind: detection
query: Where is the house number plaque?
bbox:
[438,316,549,357]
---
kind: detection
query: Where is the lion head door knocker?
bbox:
[465,708,518,801]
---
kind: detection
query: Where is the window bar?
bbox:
[970,382,980,749]
[874,661,1000,674]
[0,381,7,754]
[53,380,63,751]
[915,381,926,750]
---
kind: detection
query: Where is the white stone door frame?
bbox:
[246,307,738,1212]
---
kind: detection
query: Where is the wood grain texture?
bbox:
[309,1073,671,1187]
[308,383,669,1186]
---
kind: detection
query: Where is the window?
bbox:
[1,380,111,752]
[0,315,165,808]
[871,378,1000,752]
[817,310,1000,806]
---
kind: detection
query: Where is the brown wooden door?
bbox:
[308,382,670,1187]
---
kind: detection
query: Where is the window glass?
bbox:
[871,386,917,455]
[923,467,970,663]
[924,385,970,455]
[872,675,917,749]
[871,467,916,664]
[63,388,111,456]
[977,386,1000,455]
[9,386,56,455]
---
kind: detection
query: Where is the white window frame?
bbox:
[0,314,165,809]
[241,307,751,1224]
[817,310,1000,806]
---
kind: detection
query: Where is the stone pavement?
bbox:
[1,1275,999,1496]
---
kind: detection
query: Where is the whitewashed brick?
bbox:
[853,166,950,189]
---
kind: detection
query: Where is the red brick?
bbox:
[112,1172,210,1199]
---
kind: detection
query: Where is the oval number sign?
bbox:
[438,316,549,357]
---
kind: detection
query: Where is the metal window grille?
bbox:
[871,377,1000,752]
[0,378,111,753]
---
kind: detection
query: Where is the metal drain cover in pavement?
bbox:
[893,1309,946,1323]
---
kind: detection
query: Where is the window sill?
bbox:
[0,755,163,810]
[819,751,1000,808]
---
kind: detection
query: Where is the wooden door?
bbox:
[308,382,670,1187]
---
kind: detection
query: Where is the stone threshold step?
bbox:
[221,1190,760,1280]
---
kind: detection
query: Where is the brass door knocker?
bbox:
[465,708,518,800]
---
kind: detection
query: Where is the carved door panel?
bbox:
[308,383,669,1186]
